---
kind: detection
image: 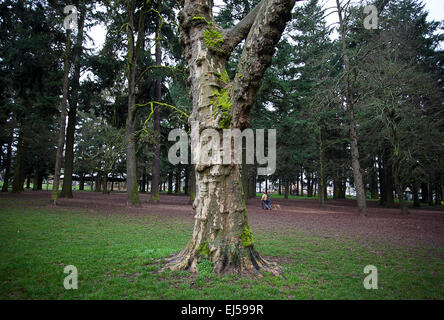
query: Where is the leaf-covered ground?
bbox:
[0,191,443,299]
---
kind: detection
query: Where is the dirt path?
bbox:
[1,191,443,248]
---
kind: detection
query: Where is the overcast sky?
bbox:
[87,0,444,54]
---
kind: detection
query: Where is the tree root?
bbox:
[159,246,283,278]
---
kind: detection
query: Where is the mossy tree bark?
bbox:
[162,0,297,277]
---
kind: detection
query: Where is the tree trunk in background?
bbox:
[37,175,43,190]
[434,183,440,205]
[168,172,173,194]
[60,3,85,198]
[412,183,420,207]
[278,179,281,195]
[79,174,84,191]
[385,167,395,207]
[420,182,428,203]
[32,164,40,191]
[162,0,296,276]
[189,165,196,203]
[184,164,190,195]
[175,166,181,193]
[50,28,71,202]
[336,0,367,215]
[141,169,146,193]
[1,130,13,192]
[378,155,386,205]
[150,31,162,204]
[393,158,409,214]
[307,172,313,197]
[318,129,325,206]
[249,175,256,198]
[124,0,146,206]
[300,168,304,196]
[370,160,379,199]
[102,173,108,194]
[284,179,289,199]
[428,182,434,206]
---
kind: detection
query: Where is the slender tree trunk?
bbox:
[393,158,409,214]
[336,0,367,215]
[284,179,289,199]
[150,31,162,204]
[428,181,434,206]
[79,174,84,191]
[168,172,173,194]
[300,168,304,196]
[141,165,146,193]
[175,166,181,193]
[370,160,379,199]
[163,0,296,276]
[1,129,13,192]
[420,182,428,203]
[318,129,325,206]
[378,155,386,205]
[102,172,108,194]
[60,3,86,198]
[412,182,420,207]
[185,164,190,195]
[51,29,71,203]
[124,0,145,206]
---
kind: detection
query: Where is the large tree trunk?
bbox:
[51,29,71,202]
[336,0,367,215]
[162,0,296,277]
[60,3,86,199]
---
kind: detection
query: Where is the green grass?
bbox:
[0,202,443,299]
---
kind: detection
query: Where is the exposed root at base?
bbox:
[159,247,284,278]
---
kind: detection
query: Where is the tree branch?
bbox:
[221,0,266,55]
[231,0,298,129]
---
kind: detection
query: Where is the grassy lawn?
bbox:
[0,201,443,299]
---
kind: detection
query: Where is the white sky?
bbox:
[86,0,444,54]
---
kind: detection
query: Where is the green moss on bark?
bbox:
[240,223,254,247]
[198,242,210,258]
[210,88,232,129]
[203,27,223,48]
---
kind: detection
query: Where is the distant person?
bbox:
[266,192,272,209]
[261,192,272,210]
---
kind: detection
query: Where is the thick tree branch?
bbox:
[221,0,266,54]
[231,0,298,129]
